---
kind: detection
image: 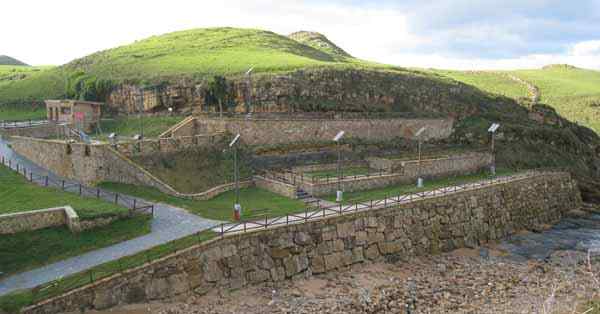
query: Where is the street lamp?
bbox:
[415,127,427,188]
[245,67,254,114]
[137,88,145,139]
[334,131,345,202]
[230,134,242,220]
[488,123,500,175]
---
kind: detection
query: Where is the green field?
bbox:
[0,215,151,278]
[435,65,600,133]
[0,164,127,219]
[432,70,529,99]
[0,106,46,121]
[0,229,214,314]
[98,183,307,221]
[323,169,513,204]
[0,28,417,106]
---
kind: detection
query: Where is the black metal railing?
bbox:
[216,169,568,237]
[0,155,154,216]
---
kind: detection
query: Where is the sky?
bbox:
[2,0,600,70]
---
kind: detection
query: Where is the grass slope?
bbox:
[434,65,600,133]
[0,56,28,66]
[0,27,411,106]
[0,164,127,219]
[98,183,306,221]
[0,215,151,278]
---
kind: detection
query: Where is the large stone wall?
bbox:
[185,117,454,146]
[368,151,492,175]
[22,172,581,314]
[106,68,486,117]
[113,134,224,158]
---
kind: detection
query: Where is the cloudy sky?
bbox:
[2,0,600,70]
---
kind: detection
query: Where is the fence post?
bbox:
[62,180,65,190]
[45,176,49,186]
[30,171,33,182]
[79,184,82,195]
[133,199,137,210]
[115,193,119,204]
[265,215,268,229]
[89,270,94,283]
[97,188,100,198]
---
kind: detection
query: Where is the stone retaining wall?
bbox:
[169,117,454,146]
[254,176,298,199]
[0,206,127,235]
[22,172,581,314]
[0,123,66,139]
[114,134,224,157]
[368,152,492,175]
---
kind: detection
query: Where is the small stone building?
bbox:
[46,100,103,131]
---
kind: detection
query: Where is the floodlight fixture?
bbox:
[229,134,241,147]
[488,123,500,133]
[415,127,427,137]
[108,133,116,139]
[133,134,142,140]
[333,131,345,142]
[246,67,254,76]
[168,107,173,112]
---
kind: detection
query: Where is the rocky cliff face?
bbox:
[106,68,491,117]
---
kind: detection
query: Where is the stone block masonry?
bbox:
[22,172,581,314]
[0,206,127,235]
[166,116,454,146]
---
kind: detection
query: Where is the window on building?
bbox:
[61,107,71,114]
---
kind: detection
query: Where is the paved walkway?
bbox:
[0,136,221,296]
[213,171,545,235]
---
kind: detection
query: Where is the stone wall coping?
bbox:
[21,171,577,314]
[0,206,73,220]
[195,117,453,123]
[368,151,490,163]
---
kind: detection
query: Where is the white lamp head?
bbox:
[229,134,241,147]
[333,131,345,142]
[246,67,254,76]
[488,123,500,133]
[415,127,427,137]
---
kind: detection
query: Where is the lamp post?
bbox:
[334,131,345,202]
[245,67,254,114]
[415,127,427,188]
[230,134,242,220]
[137,88,145,139]
[488,123,500,176]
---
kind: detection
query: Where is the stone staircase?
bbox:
[159,115,195,138]
[296,188,322,208]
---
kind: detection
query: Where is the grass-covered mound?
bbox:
[434,65,600,133]
[0,28,410,106]
[0,56,28,66]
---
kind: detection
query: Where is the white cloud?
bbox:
[570,40,600,56]
[1,0,598,71]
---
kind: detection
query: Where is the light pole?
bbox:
[137,87,145,139]
[488,123,500,175]
[230,134,241,220]
[245,67,254,114]
[415,127,427,188]
[334,131,345,202]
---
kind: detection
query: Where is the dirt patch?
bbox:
[92,247,600,314]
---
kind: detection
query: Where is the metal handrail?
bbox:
[216,169,569,237]
[0,154,154,215]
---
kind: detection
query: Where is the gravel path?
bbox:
[0,136,221,296]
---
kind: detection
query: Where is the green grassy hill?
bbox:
[435,65,600,132]
[0,55,28,66]
[0,28,410,106]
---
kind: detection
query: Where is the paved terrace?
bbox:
[213,170,557,235]
[0,136,221,296]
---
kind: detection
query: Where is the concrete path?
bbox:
[213,171,543,235]
[0,136,221,296]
